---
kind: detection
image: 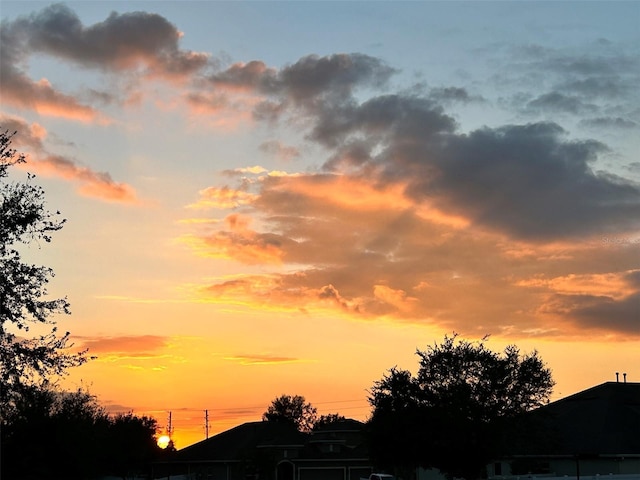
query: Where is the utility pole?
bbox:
[167,411,173,437]
[204,409,210,439]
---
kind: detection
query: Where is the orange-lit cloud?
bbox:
[34,155,138,204]
[76,335,170,363]
[77,334,167,353]
[0,68,105,122]
[182,90,259,130]
[0,114,139,204]
[179,213,286,265]
[181,160,640,339]
[373,285,418,313]
[517,271,636,299]
[186,186,256,210]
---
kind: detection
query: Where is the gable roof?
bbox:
[527,381,640,455]
[176,421,308,462]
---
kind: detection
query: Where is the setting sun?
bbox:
[157,435,171,449]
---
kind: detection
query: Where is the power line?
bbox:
[111,398,369,416]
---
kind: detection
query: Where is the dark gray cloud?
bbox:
[277,53,396,102]
[565,292,640,334]
[411,123,640,240]
[3,4,208,75]
[0,4,209,117]
[312,94,456,148]
[208,53,395,106]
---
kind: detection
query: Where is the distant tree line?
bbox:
[2,383,171,479]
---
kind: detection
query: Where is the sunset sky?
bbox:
[1,1,639,448]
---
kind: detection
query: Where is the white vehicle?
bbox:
[360,474,396,480]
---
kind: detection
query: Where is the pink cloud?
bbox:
[31,155,139,204]
[0,114,139,204]
[76,335,168,355]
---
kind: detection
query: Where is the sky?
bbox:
[1,1,639,448]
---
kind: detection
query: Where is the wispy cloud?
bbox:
[76,334,169,355]
[224,354,303,365]
[0,114,139,203]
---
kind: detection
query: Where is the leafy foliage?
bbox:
[262,394,318,432]
[313,412,347,430]
[0,129,88,410]
[367,334,554,480]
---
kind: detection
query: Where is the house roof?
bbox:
[175,421,308,462]
[527,381,640,455]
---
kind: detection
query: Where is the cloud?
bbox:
[175,38,640,339]
[35,154,138,203]
[544,291,640,335]
[186,186,256,210]
[203,53,395,113]
[488,41,640,137]
[259,140,300,162]
[526,92,597,114]
[428,86,485,104]
[304,90,639,240]
[556,77,632,99]
[0,4,209,119]
[183,126,640,338]
[224,354,302,365]
[373,284,418,313]
[579,117,638,129]
[181,214,288,264]
[0,71,104,122]
[76,335,169,356]
[4,4,208,77]
[0,114,139,203]
[414,123,640,240]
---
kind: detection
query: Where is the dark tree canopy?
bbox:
[0,129,88,410]
[1,384,163,479]
[367,334,554,480]
[262,394,318,432]
[313,412,347,430]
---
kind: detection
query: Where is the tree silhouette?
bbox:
[1,384,162,479]
[0,129,88,413]
[313,413,347,430]
[368,334,554,480]
[262,394,318,432]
